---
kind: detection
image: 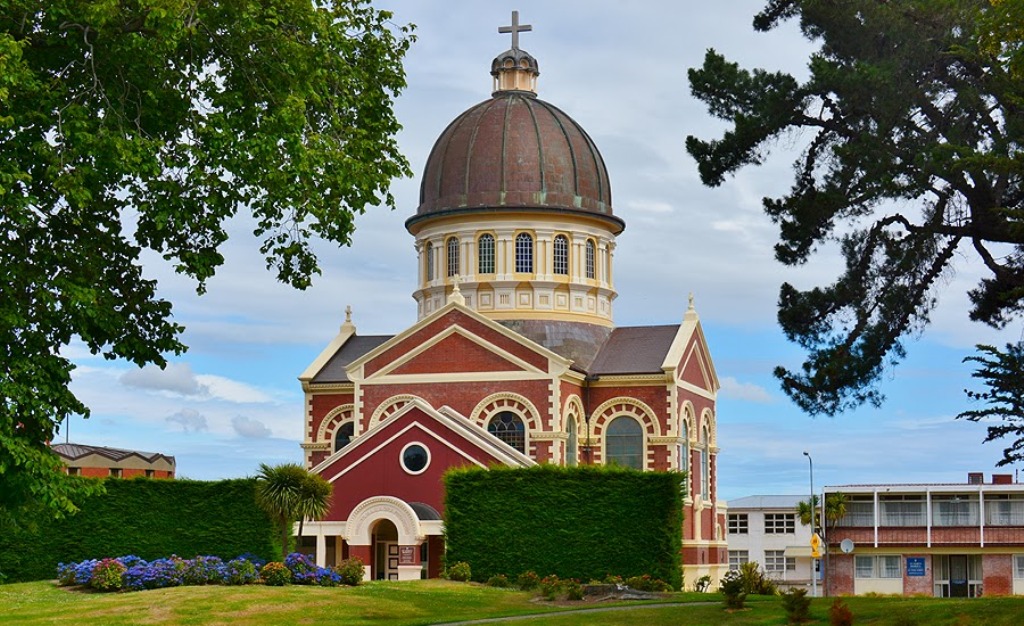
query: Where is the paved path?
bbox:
[432,601,720,625]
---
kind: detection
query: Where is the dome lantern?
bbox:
[492,11,539,95]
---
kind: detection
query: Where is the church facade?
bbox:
[297,14,727,584]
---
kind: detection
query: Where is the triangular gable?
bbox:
[346,300,572,382]
[370,325,545,379]
[661,305,719,397]
[312,398,535,483]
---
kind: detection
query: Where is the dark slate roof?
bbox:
[311,335,393,384]
[497,320,612,372]
[587,325,679,375]
[52,443,175,464]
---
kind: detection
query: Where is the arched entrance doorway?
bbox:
[372,519,400,580]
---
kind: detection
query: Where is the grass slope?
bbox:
[2,580,1024,625]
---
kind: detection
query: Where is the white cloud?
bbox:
[120,362,206,396]
[196,374,275,404]
[166,409,208,433]
[232,415,272,439]
[719,376,774,404]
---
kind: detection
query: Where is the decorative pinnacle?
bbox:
[498,10,532,50]
[341,304,355,332]
[448,275,466,306]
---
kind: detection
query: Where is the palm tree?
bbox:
[255,463,332,560]
[823,492,848,538]
[796,495,821,529]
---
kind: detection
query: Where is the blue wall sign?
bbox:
[906,557,926,577]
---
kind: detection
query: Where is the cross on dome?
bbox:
[498,10,532,50]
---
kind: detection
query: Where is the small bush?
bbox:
[90,558,126,591]
[486,574,511,588]
[285,553,318,585]
[539,574,561,600]
[782,587,811,623]
[692,574,712,593]
[739,561,778,595]
[720,570,747,610]
[224,558,260,585]
[516,570,540,590]
[602,574,624,586]
[625,573,672,592]
[182,555,225,586]
[829,598,854,626]
[260,562,291,586]
[446,561,472,582]
[334,557,365,586]
[564,578,584,601]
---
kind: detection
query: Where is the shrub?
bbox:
[539,574,561,600]
[486,574,510,588]
[720,570,747,610]
[57,559,98,586]
[564,578,584,601]
[90,558,126,591]
[285,553,318,585]
[739,561,778,595]
[516,570,540,590]
[829,598,854,626]
[602,574,624,586]
[260,562,291,586]
[625,573,672,592]
[224,558,260,585]
[782,587,811,623]
[446,561,472,582]
[182,555,225,586]
[334,557,365,586]
[692,574,712,593]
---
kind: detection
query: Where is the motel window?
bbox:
[335,422,354,453]
[880,495,925,526]
[109,468,122,478]
[515,233,533,273]
[145,469,155,478]
[764,513,796,534]
[585,239,596,279]
[855,555,901,579]
[446,237,459,277]
[765,550,796,572]
[728,550,749,571]
[605,416,643,470]
[67,467,81,476]
[478,234,495,274]
[488,412,526,454]
[728,513,748,535]
[842,498,875,526]
[553,235,569,275]
[933,495,979,526]
[1015,555,1024,579]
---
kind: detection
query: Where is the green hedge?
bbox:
[444,464,683,588]
[0,478,277,582]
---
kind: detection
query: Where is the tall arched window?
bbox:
[701,424,711,501]
[425,242,434,282]
[488,411,525,454]
[606,416,643,469]
[553,235,569,275]
[334,422,354,453]
[585,239,596,279]
[478,234,495,274]
[515,233,533,273]
[566,417,578,466]
[680,419,690,496]
[446,237,459,277]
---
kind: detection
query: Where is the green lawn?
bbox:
[2,580,1023,625]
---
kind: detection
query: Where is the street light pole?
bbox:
[804,451,817,598]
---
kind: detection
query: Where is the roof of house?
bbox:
[311,335,393,383]
[588,325,680,375]
[52,443,175,465]
[727,495,807,510]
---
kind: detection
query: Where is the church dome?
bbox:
[408,92,622,233]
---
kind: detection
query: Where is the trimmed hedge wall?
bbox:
[0,478,277,582]
[444,464,683,588]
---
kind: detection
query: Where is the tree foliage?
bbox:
[958,342,1024,465]
[0,1,412,522]
[255,463,332,560]
[687,1,1024,430]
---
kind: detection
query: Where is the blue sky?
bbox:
[64,1,1018,502]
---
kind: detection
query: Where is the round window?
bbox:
[401,443,430,475]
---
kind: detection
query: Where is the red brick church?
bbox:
[297,13,727,583]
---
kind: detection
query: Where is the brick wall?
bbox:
[983,553,1013,596]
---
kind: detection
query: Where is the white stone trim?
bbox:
[345,496,422,545]
[400,441,431,476]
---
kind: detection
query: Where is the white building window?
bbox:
[446,237,459,277]
[842,499,875,526]
[764,513,796,534]
[880,496,925,526]
[425,242,434,281]
[553,235,569,275]
[515,233,533,273]
[477,234,495,274]
[855,555,901,579]
[728,513,748,535]
[585,239,596,279]
[765,550,796,572]
[1015,555,1024,579]
[728,550,749,571]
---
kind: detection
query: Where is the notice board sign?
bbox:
[906,557,926,577]
[399,546,416,565]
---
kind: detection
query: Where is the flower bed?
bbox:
[56,553,363,592]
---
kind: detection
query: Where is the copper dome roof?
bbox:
[408,92,622,232]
